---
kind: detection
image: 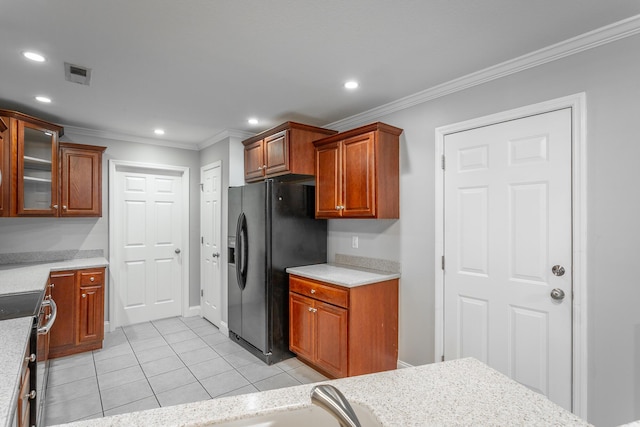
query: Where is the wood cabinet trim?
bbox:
[0,109,64,136]
[312,122,402,147]
[242,121,336,146]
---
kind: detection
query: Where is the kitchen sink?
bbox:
[208,402,382,426]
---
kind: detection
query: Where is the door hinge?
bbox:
[201,236,204,244]
[441,154,445,170]
[441,355,445,362]
[441,255,445,270]
[200,183,204,192]
[200,289,204,297]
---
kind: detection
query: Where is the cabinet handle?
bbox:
[25,354,36,363]
[26,390,36,400]
[90,276,95,282]
[307,307,317,313]
[82,294,87,298]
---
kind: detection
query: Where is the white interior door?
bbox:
[443,108,572,410]
[200,162,222,327]
[113,165,184,326]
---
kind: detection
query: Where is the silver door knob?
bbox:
[550,288,566,300]
[212,252,220,258]
[551,265,565,276]
[175,248,181,254]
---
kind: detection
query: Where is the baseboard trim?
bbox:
[397,360,413,369]
[185,305,201,318]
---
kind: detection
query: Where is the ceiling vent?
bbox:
[64,62,92,86]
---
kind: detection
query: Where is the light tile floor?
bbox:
[44,316,328,425]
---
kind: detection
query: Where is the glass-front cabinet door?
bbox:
[16,120,59,216]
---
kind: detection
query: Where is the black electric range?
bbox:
[0,290,45,320]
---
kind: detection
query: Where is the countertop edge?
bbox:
[286,263,400,288]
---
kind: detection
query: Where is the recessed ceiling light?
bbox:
[248,118,259,125]
[344,81,359,89]
[154,129,165,135]
[23,51,46,62]
[35,96,51,103]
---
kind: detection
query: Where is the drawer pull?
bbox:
[90,276,95,282]
[310,289,316,294]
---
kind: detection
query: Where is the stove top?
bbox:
[0,290,44,320]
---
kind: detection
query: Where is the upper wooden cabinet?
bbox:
[0,109,106,217]
[313,122,402,219]
[242,122,337,182]
[59,143,106,217]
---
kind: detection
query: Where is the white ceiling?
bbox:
[2,1,640,148]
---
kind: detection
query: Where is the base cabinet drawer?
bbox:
[289,274,398,378]
[49,267,105,358]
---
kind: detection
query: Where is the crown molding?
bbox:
[63,125,200,151]
[198,129,256,150]
[326,14,640,131]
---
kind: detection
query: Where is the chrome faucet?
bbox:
[310,384,362,427]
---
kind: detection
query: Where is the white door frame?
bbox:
[109,159,190,330]
[434,93,587,418]
[200,160,223,327]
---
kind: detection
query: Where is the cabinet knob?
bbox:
[25,353,36,363]
[82,294,87,298]
[63,205,67,210]
[26,390,36,400]
[49,283,55,288]
[308,307,317,313]
[52,204,58,209]
[310,289,316,294]
[90,276,95,282]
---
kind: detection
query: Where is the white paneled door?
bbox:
[200,162,222,327]
[443,108,572,410]
[114,166,184,326]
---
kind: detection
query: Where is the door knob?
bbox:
[175,248,181,254]
[550,288,566,301]
[212,252,220,258]
[551,265,565,276]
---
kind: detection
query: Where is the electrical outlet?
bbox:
[352,236,359,248]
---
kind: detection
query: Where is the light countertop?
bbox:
[0,257,109,427]
[54,357,589,426]
[286,263,400,288]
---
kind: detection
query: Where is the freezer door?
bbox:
[239,182,268,353]
[227,187,242,336]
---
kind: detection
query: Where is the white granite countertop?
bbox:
[286,263,400,288]
[0,257,109,296]
[0,257,109,427]
[55,358,589,426]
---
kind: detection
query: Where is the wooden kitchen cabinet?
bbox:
[59,143,106,217]
[242,122,337,182]
[49,267,105,358]
[0,109,105,217]
[289,274,398,378]
[313,122,402,219]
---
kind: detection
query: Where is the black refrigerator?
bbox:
[228,179,327,365]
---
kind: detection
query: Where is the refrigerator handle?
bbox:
[236,212,248,290]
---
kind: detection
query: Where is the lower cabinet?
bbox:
[288,274,398,378]
[49,267,105,358]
